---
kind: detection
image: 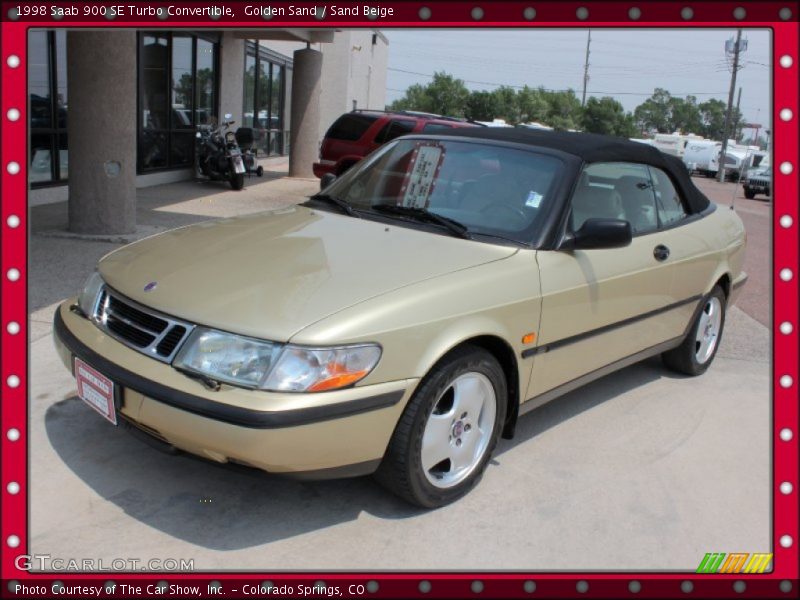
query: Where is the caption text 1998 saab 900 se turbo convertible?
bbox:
[54,128,747,507]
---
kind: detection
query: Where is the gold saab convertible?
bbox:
[54,129,747,507]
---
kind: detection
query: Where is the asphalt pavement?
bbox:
[26,171,772,571]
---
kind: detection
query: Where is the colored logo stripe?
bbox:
[743,553,773,574]
[720,553,749,573]
[696,552,773,574]
[697,553,726,573]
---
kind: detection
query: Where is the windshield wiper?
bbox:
[308,193,360,218]
[370,205,472,239]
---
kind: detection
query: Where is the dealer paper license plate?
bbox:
[74,357,117,425]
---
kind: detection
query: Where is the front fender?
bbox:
[289,250,542,395]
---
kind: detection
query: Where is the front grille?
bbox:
[107,294,168,333]
[748,178,769,187]
[156,325,187,357]
[92,287,194,363]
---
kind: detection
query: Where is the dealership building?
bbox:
[29,28,388,233]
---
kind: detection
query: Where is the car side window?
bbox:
[570,162,657,235]
[325,114,379,141]
[648,167,688,226]
[375,119,415,144]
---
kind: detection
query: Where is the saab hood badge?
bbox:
[143,281,158,292]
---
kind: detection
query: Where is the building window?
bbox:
[138,33,219,172]
[29,30,68,186]
[243,41,291,157]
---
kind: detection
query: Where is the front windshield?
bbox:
[324,138,564,244]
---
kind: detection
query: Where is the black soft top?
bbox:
[437,127,712,214]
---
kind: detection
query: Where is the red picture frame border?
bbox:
[1,2,797,598]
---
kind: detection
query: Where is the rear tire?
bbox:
[230,173,245,191]
[662,285,726,376]
[374,346,507,508]
[256,166,264,177]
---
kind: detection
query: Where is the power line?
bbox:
[387,67,729,97]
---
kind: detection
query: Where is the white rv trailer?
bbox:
[683,140,722,176]
[650,132,707,158]
[652,133,684,157]
[721,146,755,181]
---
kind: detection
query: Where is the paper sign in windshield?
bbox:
[401,143,445,208]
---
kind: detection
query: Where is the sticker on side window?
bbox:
[400,142,445,208]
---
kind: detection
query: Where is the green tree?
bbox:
[464,90,500,121]
[517,86,549,124]
[542,89,582,130]
[668,95,703,135]
[492,86,521,123]
[633,88,673,133]
[698,98,741,141]
[389,83,433,113]
[389,72,470,117]
[582,96,637,137]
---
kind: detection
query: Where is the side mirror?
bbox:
[320,173,337,190]
[567,218,632,250]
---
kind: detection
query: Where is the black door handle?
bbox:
[653,244,670,261]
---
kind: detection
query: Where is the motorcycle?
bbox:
[195,113,246,190]
[234,127,265,178]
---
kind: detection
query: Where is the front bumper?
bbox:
[53,301,415,477]
[744,181,770,193]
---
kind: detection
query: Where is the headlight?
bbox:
[173,328,381,392]
[173,328,281,389]
[78,271,104,317]
[225,131,236,143]
[263,344,382,392]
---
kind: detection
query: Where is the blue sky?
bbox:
[385,28,771,129]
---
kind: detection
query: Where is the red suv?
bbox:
[313,110,481,178]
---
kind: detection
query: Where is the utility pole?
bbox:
[734,86,742,140]
[718,29,745,182]
[581,30,591,107]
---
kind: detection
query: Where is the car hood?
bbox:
[98,206,517,341]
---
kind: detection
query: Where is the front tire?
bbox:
[374,346,507,508]
[744,188,756,199]
[662,286,727,376]
[230,172,245,191]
